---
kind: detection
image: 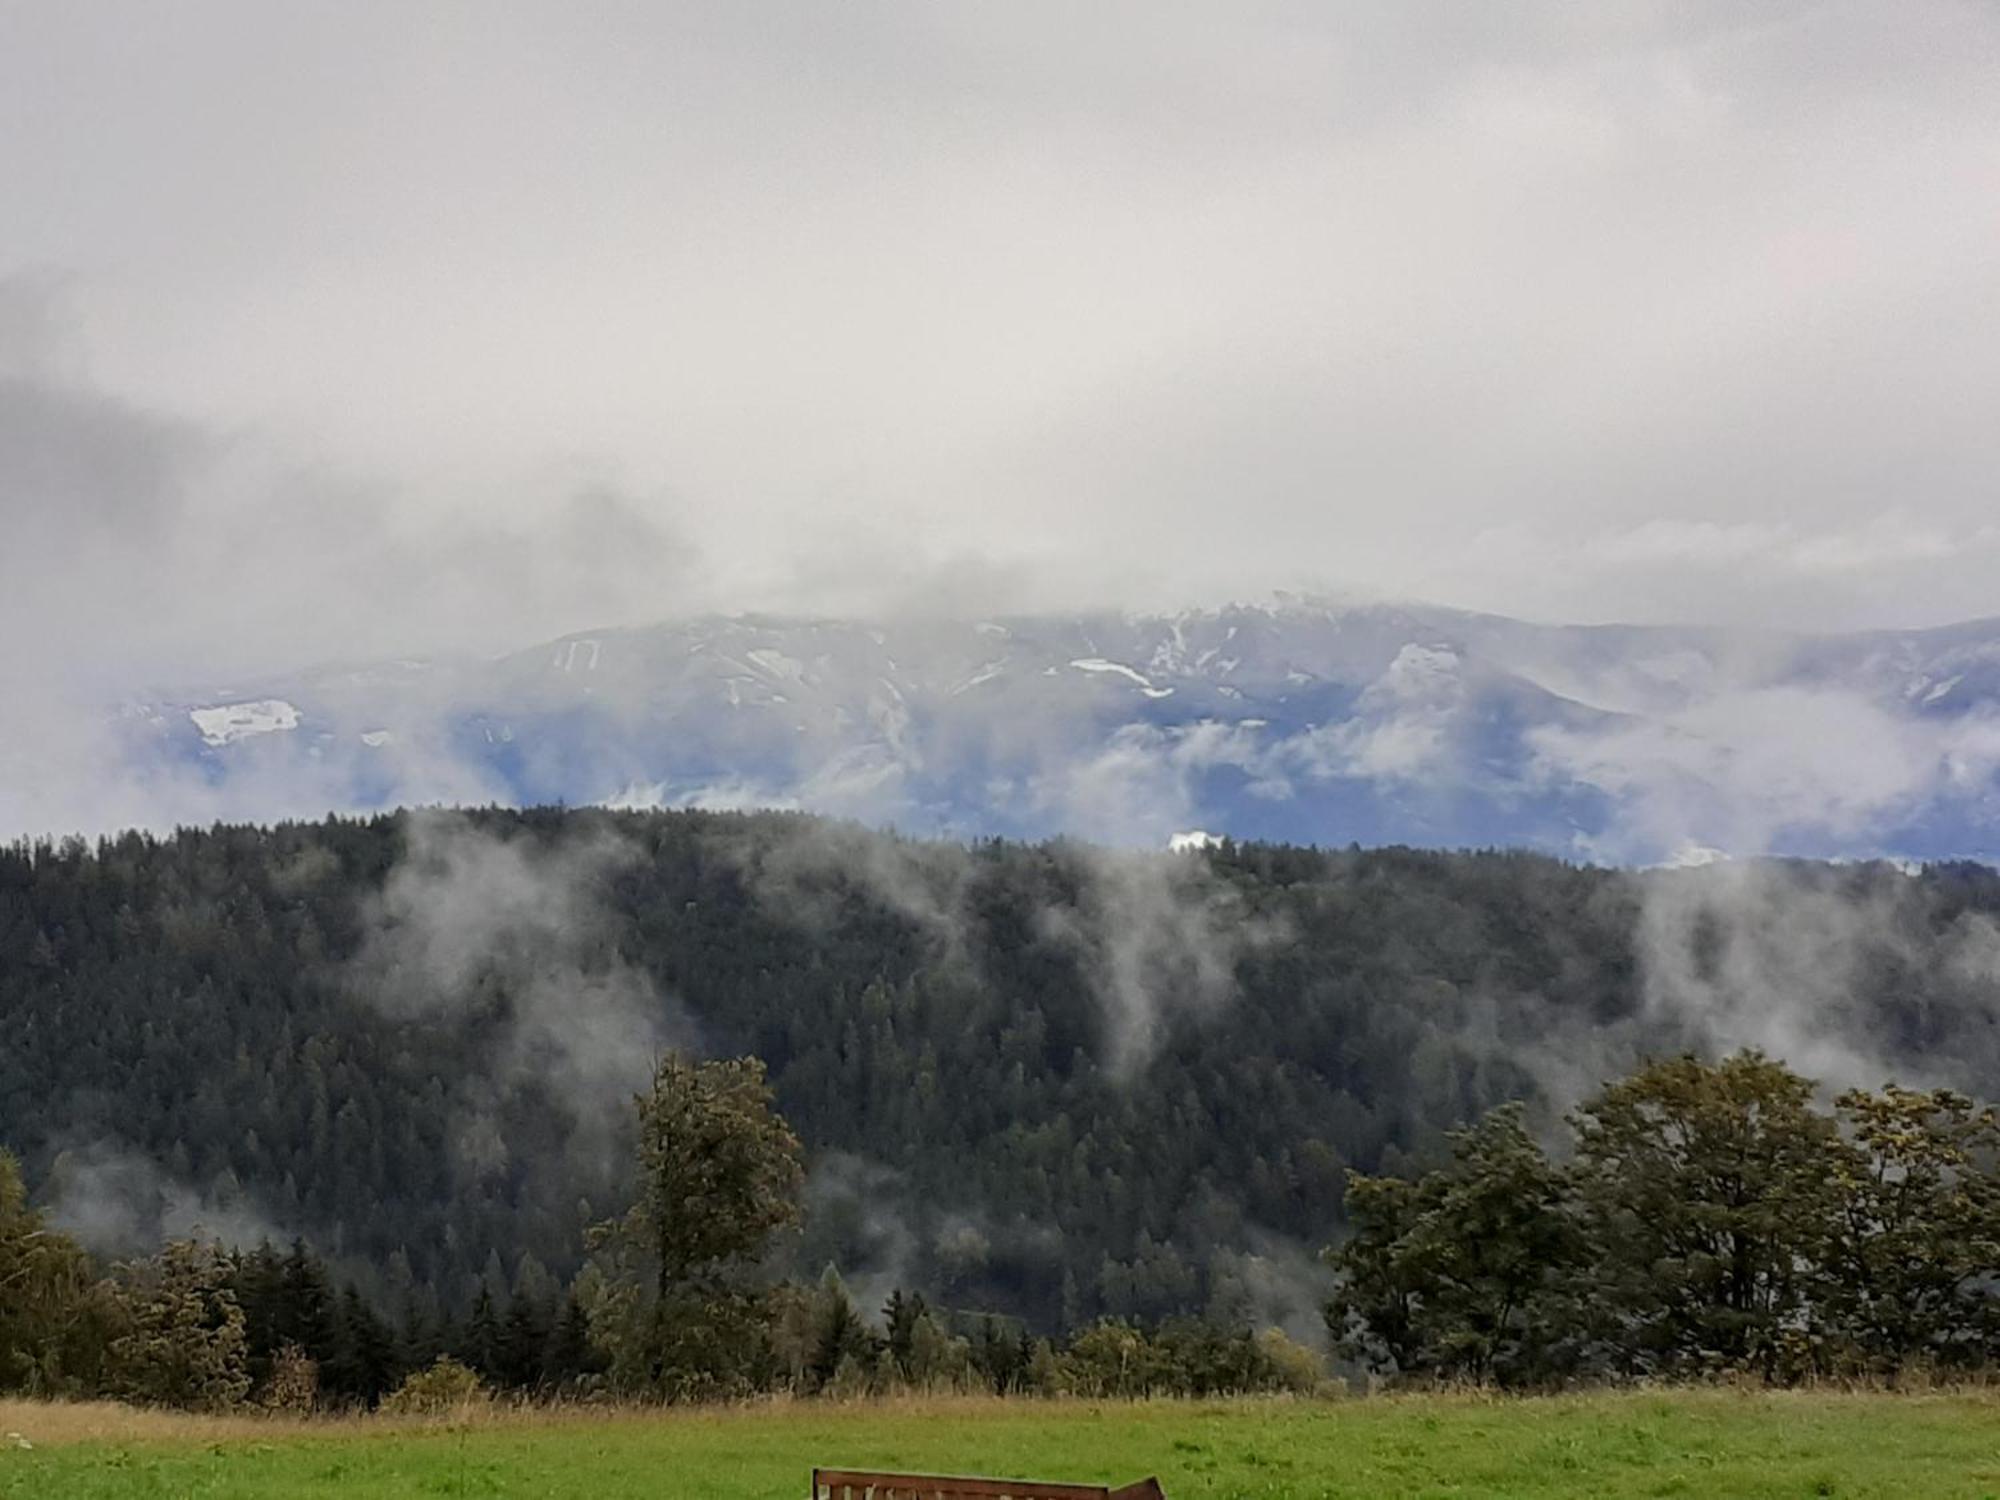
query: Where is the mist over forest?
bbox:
[7,807,2000,1341]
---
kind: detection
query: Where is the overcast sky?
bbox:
[4,1,1999,688]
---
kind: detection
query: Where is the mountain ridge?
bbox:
[115,599,2000,864]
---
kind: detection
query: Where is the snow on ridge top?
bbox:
[1169,830,1221,852]
[189,700,301,746]
[1069,658,1175,698]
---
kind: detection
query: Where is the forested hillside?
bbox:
[4,809,1998,1337]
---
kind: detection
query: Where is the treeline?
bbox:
[0,1056,1320,1409]
[1330,1053,2000,1386]
[0,1153,598,1409]
[17,1037,2000,1408]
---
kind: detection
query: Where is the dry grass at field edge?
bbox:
[8,1385,2000,1451]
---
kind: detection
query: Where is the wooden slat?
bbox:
[812,1469,1137,1499]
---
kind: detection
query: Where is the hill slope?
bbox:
[6,809,2000,1332]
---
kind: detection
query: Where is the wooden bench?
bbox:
[810,1470,1166,1499]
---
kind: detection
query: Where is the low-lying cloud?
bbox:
[1531,688,2000,863]
[350,811,694,1181]
[39,1139,283,1256]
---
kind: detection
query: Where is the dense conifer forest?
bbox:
[5,808,1999,1347]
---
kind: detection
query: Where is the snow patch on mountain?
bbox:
[550,638,601,673]
[189,700,301,746]
[745,648,808,684]
[1070,658,1174,697]
[952,661,1008,696]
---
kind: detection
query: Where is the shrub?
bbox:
[259,1342,319,1413]
[380,1356,487,1416]
[1253,1327,1327,1395]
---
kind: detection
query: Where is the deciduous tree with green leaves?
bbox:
[1824,1084,2000,1373]
[587,1053,804,1399]
[1325,1103,1585,1385]
[1569,1051,1846,1377]
[0,1149,116,1395]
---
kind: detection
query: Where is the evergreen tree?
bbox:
[321,1284,399,1406]
[275,1238,338,1366]
[498,1287,553,1390]
[882,1288,926,1382]
[808,1269,874,1393]
[460,1287,501,1381]
[541,1291,599,1388]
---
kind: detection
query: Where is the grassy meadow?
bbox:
[3,1390,2000,1499]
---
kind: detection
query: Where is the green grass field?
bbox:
[3,1391,1999,1499]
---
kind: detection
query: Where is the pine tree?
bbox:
[541,1291,599,1389]
[808,1269,873,1393]
[498,1287,553,1390]
[883,1288,926,1382]
[321,1284,399,1406]
[275,1239,338,1365]
[460,1287,501,1381]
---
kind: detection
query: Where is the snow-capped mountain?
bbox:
[118,601,2000,863]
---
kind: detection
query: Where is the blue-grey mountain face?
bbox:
[122,602,2000,864]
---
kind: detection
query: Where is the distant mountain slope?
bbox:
[119,601,2000,862]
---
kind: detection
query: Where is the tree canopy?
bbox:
[1329,1053,2000,1386]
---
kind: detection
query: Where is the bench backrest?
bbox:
[810,1470,1165,1500]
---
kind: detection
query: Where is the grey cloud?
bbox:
[39,1140,284,1256]
[350,811,695,1179]
[797,1152,922,1322]
[1528,687,2000,862]
[5,3,2000,849]
[0,278,706,837]
[4,2,1995,650]
[1626,860,2000,1097]
[735,813,1284,1078]
[1206,1233,1339,1348]
[1036,847,1290,1079]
